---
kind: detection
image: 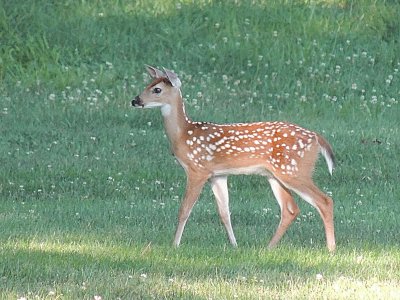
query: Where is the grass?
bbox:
[1,0,399,299]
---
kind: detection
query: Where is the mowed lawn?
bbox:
[1,1,399,299]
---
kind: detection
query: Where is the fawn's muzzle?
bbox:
[132,96,143,107]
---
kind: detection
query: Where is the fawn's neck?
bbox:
[161,93,191,153]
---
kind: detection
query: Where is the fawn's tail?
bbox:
[317,134,336,175]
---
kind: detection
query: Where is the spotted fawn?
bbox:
[132,66,336,252]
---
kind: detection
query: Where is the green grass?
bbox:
[1,0,399,299]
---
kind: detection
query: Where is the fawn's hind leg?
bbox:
[285,177,335,252]
[267,178,300,249]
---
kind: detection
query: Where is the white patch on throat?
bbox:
[161,104,172,116]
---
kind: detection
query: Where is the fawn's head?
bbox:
[132,66,182,110]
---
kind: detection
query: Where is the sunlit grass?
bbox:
[2,238,399,299]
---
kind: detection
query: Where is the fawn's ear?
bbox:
[145,65,165,79]
[163,68,182,88]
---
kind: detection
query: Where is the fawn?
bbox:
[132,66,336,252]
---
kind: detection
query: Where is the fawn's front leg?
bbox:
[210,176,238,247]
[173,171,209,247]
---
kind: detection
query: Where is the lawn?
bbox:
[0,0,399,299]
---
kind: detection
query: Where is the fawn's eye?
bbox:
[153,87,162,94]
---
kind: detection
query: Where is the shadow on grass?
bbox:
[0,241,339,285]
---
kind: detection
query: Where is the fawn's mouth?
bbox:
[132,96,144,107]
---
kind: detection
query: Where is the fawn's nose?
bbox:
[132,96,143,107]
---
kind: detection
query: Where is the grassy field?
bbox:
[1,0,399,299]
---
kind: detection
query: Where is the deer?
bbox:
[131,66,336,252]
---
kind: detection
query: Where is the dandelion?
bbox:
[351,83,357,90]
[316,273,324,281]
[273,31,278,37]
[356,255,363,264]
[94,296,102,300]
[140,273,147,279]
